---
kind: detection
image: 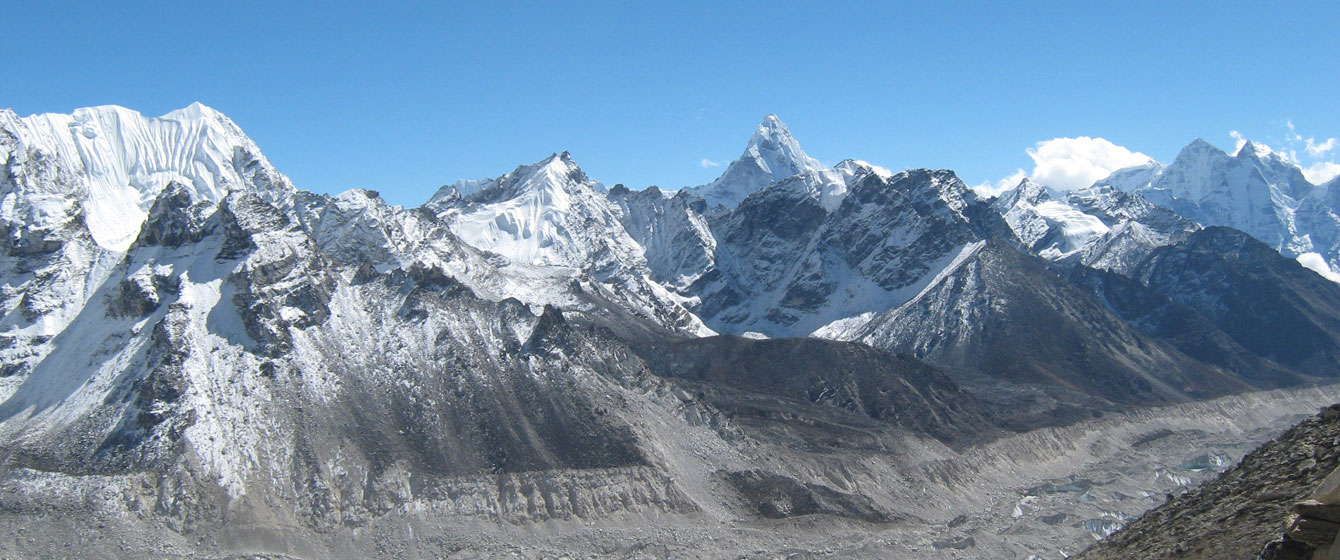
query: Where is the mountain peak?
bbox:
[1234,139,1280,161]
[537,151,587,184]
[1182,137,1223,155]
[49,102,232,129]
[691,115,823,210]
[167,101,226,120]
[991,176,1051,213]
[1016,177,1050,199]
[742,114,815,170]
[1,102,290,251]
[461,152,594,208]
[1170,138,1231,170]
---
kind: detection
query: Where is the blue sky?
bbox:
[2,1,1338,205]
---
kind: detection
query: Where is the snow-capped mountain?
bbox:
[1066,185,1201,275]
[8,103,1340,559]
[1096,138,1340,276]
[989,177,1199,276]
[688,114,826,210]
[428,151,713,337]
[0,103,292,252]
[607,185,716,291]
[443,152,639,269]
[694,165,1008,338]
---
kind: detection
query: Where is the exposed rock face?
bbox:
[693,167,1010,337]
[634,335,998,445]
[1075,404,1340,560]
[1066,265,1309,389]
[607,185,716,291]
[135,182,217,248]
[1135,227,1340,377]
[851,240,1248,406]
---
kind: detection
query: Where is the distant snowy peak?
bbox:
[0,103,292,251]
[742,114,820,174]
[833,158,893,182]
[1235,140,1277,160]
[691,115,823,210]
[445,151,644,269]
[468,152,590,203]
[1099,137,1315,203]
[1086,136,1338,264]
[991,178,1051,211]
[1234,140,1315,200]
[1092,161,1165,192]
[1156,138,1313,238]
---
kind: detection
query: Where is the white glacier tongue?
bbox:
[0,103,292,252]
[993,178,1109,260]
[690,114,824,210]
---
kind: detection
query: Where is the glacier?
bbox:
[3,103,1340,560]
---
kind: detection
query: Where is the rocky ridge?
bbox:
[4,105,1340,558]
[1075,404,1340,560]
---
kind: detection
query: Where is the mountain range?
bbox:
[2,104,1340,558]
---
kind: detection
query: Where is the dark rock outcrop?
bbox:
[1076,404,1340,559]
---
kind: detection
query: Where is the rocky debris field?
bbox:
[1077,403,1340,559]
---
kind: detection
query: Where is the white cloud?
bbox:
[1306,137,1337,158]
[1298,252,1340,283]
[1026,137,1155,190]
[1230,130,1247,153]
[972,169,1027,198]
[1230,122,1339,185]
[1305,161,1340,185]
[700,158,724,168]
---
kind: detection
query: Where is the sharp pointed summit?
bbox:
[1184,137,1221,152]
[689,114,823,210]
[1094,135,1322,254]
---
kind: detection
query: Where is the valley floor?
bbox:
[4,383,1339,559]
